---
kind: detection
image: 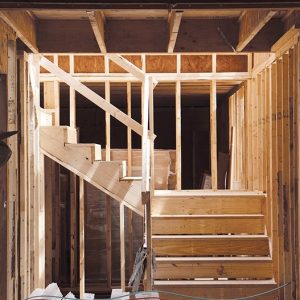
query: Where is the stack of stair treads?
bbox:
[0,131,18,167]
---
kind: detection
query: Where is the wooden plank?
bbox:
[155,257,273,279]
[110,55,142,73]
[282,52,292,299]
[87,11,107,53]
[210,80,217,190]
[105,57,110,161]
[152,194,265,215]
[69,87,76,128]
[127,82,132,176]
[108,54,146,81]
[28,53,45,289]
[106,196,112,288]
[6,39,18,300]
[79,178,85,299]
[44,81,60,126]
[0,10,38,53]
[236,10,276,52]
[39,56,155,140]
[152,235,270,256]
[152,215,265,235]
[276,58,285,294]
[270,62,279,284]
[40,126,143,215]
[120,202,125,291]
[70,172,77,288]
[167,11,183,53]
[175,80,181,190]
[19,56,28,299]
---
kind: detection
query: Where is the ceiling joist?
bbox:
[87,10,107,53]
[0,10,38,53]
[167,10,183,53]
[236,10,276,52]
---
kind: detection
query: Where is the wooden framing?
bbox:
[0,10,38,53]
[210,80,217,190]
[167,11,183,53]
[87,11,107,53]
[79,178,85,299]
[6,39,18,300]
[228,35,300,298]
[236,10,276,52]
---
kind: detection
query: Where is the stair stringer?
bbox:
[40,126,143,215]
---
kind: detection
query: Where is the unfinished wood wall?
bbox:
[228,39,300,299]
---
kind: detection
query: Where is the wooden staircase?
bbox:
[152,190,277,300]
[39,125,143,215]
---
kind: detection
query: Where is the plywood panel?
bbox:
[109,55,142,73]
[216,55,248,72]
[146,55,177,73]
[181,55,212,73]
[40,55,54,73]
[74,55,104,73]
[58,55,70,73]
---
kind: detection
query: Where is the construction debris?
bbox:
[28,283,95,299]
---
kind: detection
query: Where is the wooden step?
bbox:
[152,214,265,234]
[152,235,270,256]
[152,190,266,215]
[154,279,277,300]
[40,126,77,144]
[155,257,273,280]
[66,143,102,162]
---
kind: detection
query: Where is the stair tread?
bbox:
[152,214,264,218]
[120,176,142,181]
[154,190,266,197]
[156,256,272,261]
[154,279,276,286]
[66,143,101,147]
[152,235,268,239]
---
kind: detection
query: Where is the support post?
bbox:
[120,202,125,291]
[105,57,110,161]
[7,39,18,300]
[176,80,181,190]
[127,82,132,176]
[210,80,218,190]
[79,178,85,299]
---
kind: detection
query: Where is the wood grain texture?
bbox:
[152,215,265,234]
[152,235,270,256]
[155,257,273,279]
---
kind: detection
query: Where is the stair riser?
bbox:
[154,284,278,300]
[155,260,273,279]
[153,238,269,256]
[152,217,265,234]
[152,197,264,215]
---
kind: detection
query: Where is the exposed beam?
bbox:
[167,11,183,53]
[0,10,38,53]
[236,10,276,52]
[87,11,107,53]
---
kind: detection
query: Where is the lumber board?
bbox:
[236,10,276,52]
[0,10,38,53]
[66,143,102,162]
[152,214,265,235]
[152,235,270,256]
[40,55,155,140]
[155,257,273,279]
[40,126,143,215]
[152,194,265,215]
[87,11,107,53]
[154,280,277,300]
[167,11,183,53]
